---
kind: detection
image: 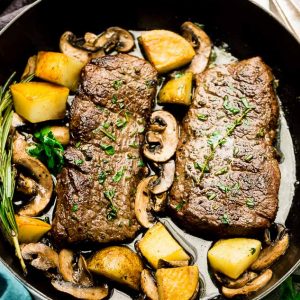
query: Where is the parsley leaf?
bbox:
[112,167,125,183]
[116,118,127,129]
[113,80,123,90]
[100,144,115,155]
[27,127,64,175]
[98,171,107,184]
[223,96,240,115]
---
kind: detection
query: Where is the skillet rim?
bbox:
[0,0,299,299]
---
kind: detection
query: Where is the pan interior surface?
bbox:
[0,0,300,299]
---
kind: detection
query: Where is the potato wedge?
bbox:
[137,222,189,269]
[87,246,143,290]
[16,215,51,243]
[208,238,261,279]
[158,72,193,105]
[139,30,195,73]
[35,51,84,91]
[11,82,69,123]
[156,266,199,300]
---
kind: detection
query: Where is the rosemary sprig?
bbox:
[0,73,33,274]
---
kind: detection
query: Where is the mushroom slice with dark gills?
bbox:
[181,21,212,75]
[21,243,59,271]
[13,133,53,216]
[143,111,179,163]
[149,160,175,194]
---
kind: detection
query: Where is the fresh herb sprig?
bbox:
[27,127,64,175]
[0,73,33,273]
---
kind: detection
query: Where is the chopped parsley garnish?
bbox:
[75,141,81,148]
[100,144,115,155]
[102,122,110,129]
[194,162,209,173]
[129,141,139,148]
[244,154,253,162]
[72,203,78,212]
[175,200,186,211]
[217,183,231,193]
[250,247,256,255]
[138,159,145,167]
[208,131,226,149]
[145,79,156,88]
[220,213,230,224]
[113,167,125,183]
[246,198,255,209]
[223,96,240,115]
[174,71,184,79]
[104,188,116,201]
[215,166,228,176]
[74,159,84,165]
[206,192,216,200]
[197,114,208,121]
[116,118,127,129]
[113,80,123,90]
[112,95,118,104]
[256,128,265,138]
[107,204,118,221]
[99,127,116,141]
[27,127,64,175]
[240,97,251,109]
[233,146,239,157]
[98,171,107,184]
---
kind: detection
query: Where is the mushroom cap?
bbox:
[141,269,159,300]
[143,111,178,163]
[181,21,212,75]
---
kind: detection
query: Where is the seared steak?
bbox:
[52,54,157,244]
[169,57,280,236]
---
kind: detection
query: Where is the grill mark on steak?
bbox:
[52,54,157,245]
[169,57,280,236]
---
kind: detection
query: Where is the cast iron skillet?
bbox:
[0,0,300,299]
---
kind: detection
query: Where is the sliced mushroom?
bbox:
[222,269,273,298]
[141,269,159,300]
[251,231,289,271]
[181,22,212,75]
[48,126,70,145]
[143,111,178,163]
[17,173,37,196]
[135,176,157,228]
[93,30,119,53]
[60,31,90,64]
[21,55,37,79]
[215,271,258,289]
[157,259,189,268]
[149,160,175,194]
[51,280,108,300]
[13,133,53,216]
[106,27,135,52]
[59,249,75,283]
[21,243,58,271]
[153,192,167,212]
[75,255,93,287]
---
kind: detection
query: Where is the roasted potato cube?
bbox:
[137,222,190,269]
[208,238,261,279]
[87,246,143,290]
[139,30,195,73]
[156,266,199,300]
[35,51,84,91]
[11,82,69,123]
[158,72,193,105]
[16,215,51,243]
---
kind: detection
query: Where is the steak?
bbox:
[169,57,280,236]
[52,54,157,244]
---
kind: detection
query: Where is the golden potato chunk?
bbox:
[35,51,84,91]
[156,266,199,300]
[158,72,193,105]
[208,238,261,279]
[11,82,69,123]
[139,30,195,73]
[137,222,189,269]
[87,246,143,290]
[16,215,51,243]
